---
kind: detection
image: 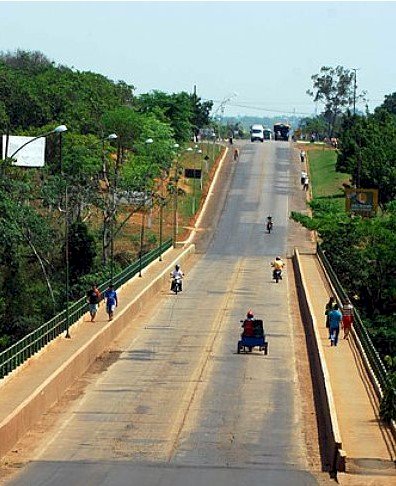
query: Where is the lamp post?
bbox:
[187,145,202,215]
[2,125,70,337]
[57,126,71,338]
[157,168,167,262]
[172,143,180,248]
[104,133,118,283]
[138,138,154,278]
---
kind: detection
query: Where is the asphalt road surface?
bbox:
[8,141,319,486]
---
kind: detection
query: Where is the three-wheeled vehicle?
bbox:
[237,319,268,355]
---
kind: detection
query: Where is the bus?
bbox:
[273,123,290,141]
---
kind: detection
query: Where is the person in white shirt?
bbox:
[170,264,184,291]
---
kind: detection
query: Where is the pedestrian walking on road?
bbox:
[300,150,306,163]
[104,283,118,321]
[301,171,307,185]
[342,298,354,339]
[303,177,310,191]
[86,283,101,322]
[325,296,336,337]
[328,304,343,347]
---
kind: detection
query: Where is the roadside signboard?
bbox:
[184,168,202,179]
[345,188,378,217]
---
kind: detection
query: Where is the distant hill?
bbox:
[222,115,302,131]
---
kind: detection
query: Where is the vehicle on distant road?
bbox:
[274,123,290,141]
[263,128,272,140]
[250,124,264,142]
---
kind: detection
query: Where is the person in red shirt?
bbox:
[342,299,354,339]
[241,310,255,337]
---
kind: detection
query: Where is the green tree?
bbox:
[336,110,396,206]
[137,90,194,142]
[307,65,366,137]
[376,92,396,116]
[68,220,97,286]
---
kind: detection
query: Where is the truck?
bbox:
[250,124,264,142]
[273,123,290,141]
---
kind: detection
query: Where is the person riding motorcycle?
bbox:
[271,256,285,280]
[170,264,184,292]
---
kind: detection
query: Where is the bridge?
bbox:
[0,141,394,485]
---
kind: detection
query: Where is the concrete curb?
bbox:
[0,244,195,459]
[293,248,346,473]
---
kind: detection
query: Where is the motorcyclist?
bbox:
[241,309,255,337]
[271,256,285,280]
[170,264,184,292]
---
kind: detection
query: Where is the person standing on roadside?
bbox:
[342,298,354,339]
[104,283,118,321]
[86,283,101,322]
[328,304,343,347]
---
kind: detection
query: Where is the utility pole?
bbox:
[352,68,358,116]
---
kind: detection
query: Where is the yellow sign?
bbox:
[345,188,378,216]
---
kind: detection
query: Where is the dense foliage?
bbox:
[336,110,396,206]
[0,49,213,350]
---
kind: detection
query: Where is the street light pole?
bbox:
[138,138,154,278]
[172,144,180,248]
[352,68,358,116]
[1,125,69,333]
[59,129,71,339]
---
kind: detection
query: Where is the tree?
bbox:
[307,66,366,138]
[376,92,396,116]
[137,90,194,142]
[336,110,396,206]
[298,115,328,140]
[190,91,213,139]
[0,49,53,73]
[68,220,97,285]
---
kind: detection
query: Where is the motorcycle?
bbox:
[266,221,273,234]
[171,276,182,294]
[273,268,282,283]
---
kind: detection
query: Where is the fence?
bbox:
[317,244,388,391]
[0,238,173,379]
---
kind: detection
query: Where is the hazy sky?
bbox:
[1,1,395,118]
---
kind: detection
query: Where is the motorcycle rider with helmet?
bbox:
[271,256,285,281]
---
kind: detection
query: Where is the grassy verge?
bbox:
[307,146,350,211]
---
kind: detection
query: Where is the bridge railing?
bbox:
[0,238,173,380]
[317,244,388,391]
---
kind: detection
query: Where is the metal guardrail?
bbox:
[0,238,173,379]
[317,244,388,390]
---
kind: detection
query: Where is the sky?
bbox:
[1,1,396,118]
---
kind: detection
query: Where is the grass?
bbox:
[307,146,351,210]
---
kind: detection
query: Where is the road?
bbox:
[7,141,320,485]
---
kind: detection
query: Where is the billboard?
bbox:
[345,188,378,216]
[184,168,202,179]
[2,135,46,167]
